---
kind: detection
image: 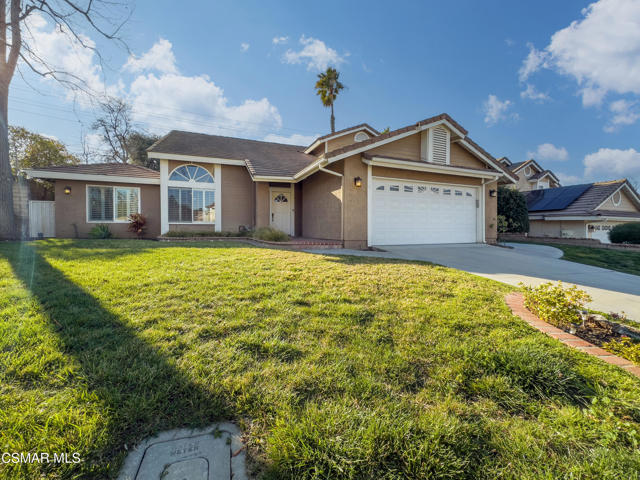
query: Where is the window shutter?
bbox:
[429,126,449,164]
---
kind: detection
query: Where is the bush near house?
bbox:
[609,222,640,244]
[252,226,290,242]
[521,282,591,329]
[127,213,146,239]
[88,224,112,239]
[497,186,529,233]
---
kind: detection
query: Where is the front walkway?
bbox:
[306,243,640,320]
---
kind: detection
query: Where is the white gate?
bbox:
[29,201,55,238]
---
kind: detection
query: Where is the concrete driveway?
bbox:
[307,243,640,320]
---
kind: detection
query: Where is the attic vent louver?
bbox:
[428,125,450,165]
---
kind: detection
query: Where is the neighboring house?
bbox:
[526,179,640,243]
[498,158,561,191]
[23,113,517,248]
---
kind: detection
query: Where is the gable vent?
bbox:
[428,125,450,165]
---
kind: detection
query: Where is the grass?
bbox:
[0,240,639,479]
[513,241,640,277]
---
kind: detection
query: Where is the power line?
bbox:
[8,84,323,136]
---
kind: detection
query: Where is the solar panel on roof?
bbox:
[526,184,592,212]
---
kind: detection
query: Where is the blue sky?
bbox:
[10,0,640,184]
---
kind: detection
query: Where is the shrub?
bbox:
[127,213,146,239]
[88,224,112,239]
[603,337,640,364]
[521,281,591,329]
[609,222,640,244]
[497,186,529,233]
[253,226,289,242]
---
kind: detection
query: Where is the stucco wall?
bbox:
[54,180,160,238]
[529,220,587,238]
[301,170,342,240]
[342,156,368,249]
[255,182,269,228]
[221,164,253,232]
[485,180,498,243]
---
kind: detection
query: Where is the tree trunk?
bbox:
[330,103,335,133]
[0,82,16,239]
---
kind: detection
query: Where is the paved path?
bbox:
[306,243,640,320]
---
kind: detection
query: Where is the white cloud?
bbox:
[124,38,177,74]
[129,73,282,136]
[520,84,550,102]
[263,132,318,146]
[518,43,549,82]
[526,143,569,162]
[556,172,584,185]
[283,35,346,71]
[604,99,640,132]
[584,147,640,179]
[240,43,250,52]
[482,94,516,126]
[21,13,112,100]
[272,36,289,45]
[522,0,640,107]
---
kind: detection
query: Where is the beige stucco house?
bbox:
[24,113,518,248]
[498,158,561,191]
[526,179,640,243]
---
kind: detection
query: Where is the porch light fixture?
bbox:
[489,189,497,197]
[354,176,362,188]
[64,186,72,195]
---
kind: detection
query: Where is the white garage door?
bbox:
[370,178,479,245]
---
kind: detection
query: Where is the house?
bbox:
[526,179,640,243]
[498,158,561,191]
[23,113,518,248]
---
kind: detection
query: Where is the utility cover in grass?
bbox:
[117,423,246,480]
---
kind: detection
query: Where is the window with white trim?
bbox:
[612,191,622,207]
[87,185,140,222]
[167,164,216,224]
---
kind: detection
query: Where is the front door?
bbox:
[270,189,291,234]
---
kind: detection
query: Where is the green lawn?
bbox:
[550,243,640,277]
[1,240,640,479]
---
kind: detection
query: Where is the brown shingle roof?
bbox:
[148,130,317,177]
[25,163,160,179]
[527,180,638,217]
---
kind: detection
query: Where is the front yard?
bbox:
[1,240,640,479]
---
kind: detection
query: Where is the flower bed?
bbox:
[522,281,640,365]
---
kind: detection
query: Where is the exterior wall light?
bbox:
[489,189,497,197]
[354,176,362,188]
[64,186,72,195]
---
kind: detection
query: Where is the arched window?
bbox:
[168,165,215,224]
[169,165,213,183]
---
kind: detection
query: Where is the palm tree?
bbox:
[315,67,345,133]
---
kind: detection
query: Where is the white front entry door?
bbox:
[370,178,479,245]
[270,189,292,234]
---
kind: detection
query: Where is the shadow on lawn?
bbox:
[3,242,231,474]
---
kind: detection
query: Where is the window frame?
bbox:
[167,164,216,225]
[86,185,141,223]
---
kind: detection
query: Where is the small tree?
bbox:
[497,186,530,233]
[9,126,80,172]
[127,131,160,170]
[92,96,133,163]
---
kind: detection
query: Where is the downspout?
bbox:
[319,165,344,244]
[481,178,490,244]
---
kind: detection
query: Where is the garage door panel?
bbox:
[371,178,478,245]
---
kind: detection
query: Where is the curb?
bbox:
[505,293,640,379]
